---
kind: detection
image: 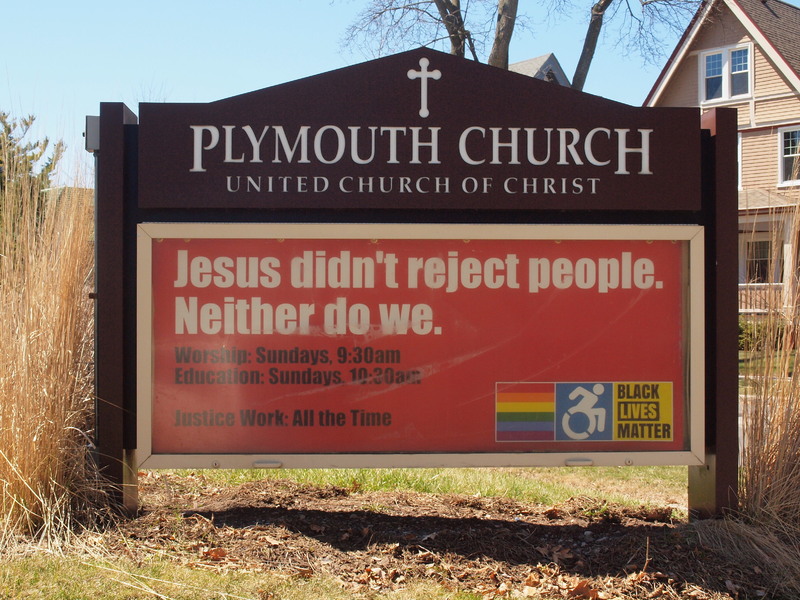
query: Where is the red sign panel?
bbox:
[139,224,700,463]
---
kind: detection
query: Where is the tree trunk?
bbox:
[488,0,519,69]
[572,0,615,91]
[432,0,467,58]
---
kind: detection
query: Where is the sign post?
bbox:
[94,48,738,515]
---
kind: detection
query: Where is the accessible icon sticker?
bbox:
[555,382,613,441]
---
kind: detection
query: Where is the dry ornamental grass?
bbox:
[0,144,98,543]
[732,169,800,596]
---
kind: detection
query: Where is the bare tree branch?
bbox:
[341,0,498,61]
[341,0,699,85]
[571,0,700,90]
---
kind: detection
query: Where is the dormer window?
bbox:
[700,45,751,103]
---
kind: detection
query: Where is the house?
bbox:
[510,53,572,87]
[645,0,800,314]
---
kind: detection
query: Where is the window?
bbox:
[746,239,782,283]
[780,127,800,185]
[700,45,751,103]
[730,48,750,96]
[704,53,723,100]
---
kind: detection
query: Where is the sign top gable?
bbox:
[212,48,608,115]
[138,48,702,211]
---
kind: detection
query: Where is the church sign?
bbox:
[94,48,738,515]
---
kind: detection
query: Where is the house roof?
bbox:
[739,187,798,211]
[645,0,800,106]
[740,0,800,76]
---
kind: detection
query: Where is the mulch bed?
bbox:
[103,472,773,599]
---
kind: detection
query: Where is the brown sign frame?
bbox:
[93,48,738,516]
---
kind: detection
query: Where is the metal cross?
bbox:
[407,58,442,118]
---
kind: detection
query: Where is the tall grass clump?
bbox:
[739,292,800,532]
[699,179,800,596]
[737,179,800,533]
[0,124,98,544]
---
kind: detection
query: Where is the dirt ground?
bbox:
[104,472,773,599]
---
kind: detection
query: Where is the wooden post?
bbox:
[688,107,739,517]
[95,102,138,513]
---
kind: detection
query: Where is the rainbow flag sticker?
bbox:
[495,382,556,441]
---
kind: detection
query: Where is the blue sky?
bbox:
[2,0,688,184]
